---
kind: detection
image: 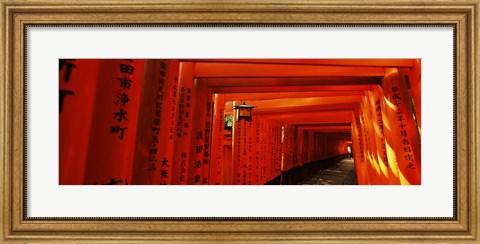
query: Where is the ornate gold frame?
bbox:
[1,0,478,242]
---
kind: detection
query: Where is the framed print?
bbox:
[1,0,479,243]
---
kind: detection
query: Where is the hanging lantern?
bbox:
[234,101,255,122]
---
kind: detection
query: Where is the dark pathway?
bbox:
[299,157,357,185]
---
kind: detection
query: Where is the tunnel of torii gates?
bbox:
[59,59,421,185]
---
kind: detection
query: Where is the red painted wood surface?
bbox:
[59,59,100,185]
[82,59,145,185]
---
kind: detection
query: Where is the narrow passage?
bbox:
[299,157,357,185]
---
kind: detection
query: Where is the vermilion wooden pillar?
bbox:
[255,116,264,184]
[265,119,273,182]
[315,133,321,161]
[202,89,214,184]
[311,131,316,161]
[246,116,255,184]
[327,134,332,158]
[59,59,100,185]
[382,68,421,185]
[306,130,313,163]
[276,121,282,177]
[357,108,371,183]
[282,124,291,172]
[371,86,401,184]
[304,130,310,163]
[297,127,304,166]
[231,101,258,184]
[291,125,299,168]
[351,113,364,184]
[404,61,421,135]
[209,94,225,185]
[379,91,401,185]
[158,60,181,185]
[131,59,179,185]
[353,110,371,185]
[82,59,145,185]
[188,80,209,185]
[318,134,324,160]
[171,62,196,185]
[358,100,373,183]
[232,101,243,184]
[252,115,260,184]
[362,92,386,184]
[263,118,271,182]
[271,120,280,180]
[367,88,389,183]
[232,106,255,184]
[291,124,297,169]
[259,117,267,184]
[252,116,283,184]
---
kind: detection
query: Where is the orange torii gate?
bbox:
[350,69,421,185]
[59,58,420,185]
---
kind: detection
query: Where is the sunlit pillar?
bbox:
[371,85,401,184]
[360,94,384,184]
[382,68,421,185]
[367,88,395,184]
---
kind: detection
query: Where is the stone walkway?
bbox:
[299,157,357,185]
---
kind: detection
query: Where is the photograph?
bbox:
[60,59,421,185]
[2,0,478,242]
